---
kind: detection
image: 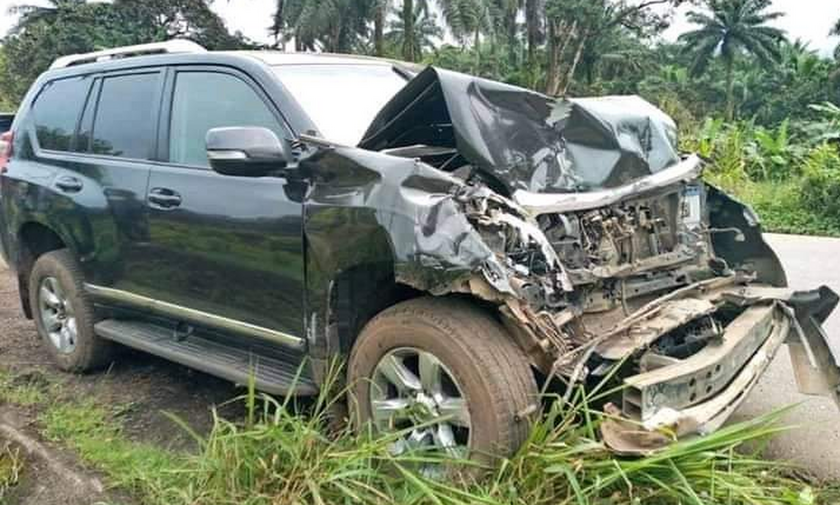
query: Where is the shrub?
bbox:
[800,143,840,222]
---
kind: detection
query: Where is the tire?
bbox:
[28,249,114,372]
[348,297,538,465]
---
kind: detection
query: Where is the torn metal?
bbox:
[301,65,840,455]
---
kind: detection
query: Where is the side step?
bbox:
[94,319,318,396]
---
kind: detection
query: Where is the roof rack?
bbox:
[49,40,206,69]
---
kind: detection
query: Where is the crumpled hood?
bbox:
[359,66,680,194]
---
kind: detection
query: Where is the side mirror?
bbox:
[206,126,289,177]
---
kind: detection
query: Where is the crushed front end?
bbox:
[335,66,840,453]
[479,157,840,455]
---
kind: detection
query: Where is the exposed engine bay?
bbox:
[303,66,840,455]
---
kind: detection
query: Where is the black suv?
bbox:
[2,41,838,462]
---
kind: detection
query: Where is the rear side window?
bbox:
[32,76,90,151]
[90,73,159,159]
[169,71,283,167]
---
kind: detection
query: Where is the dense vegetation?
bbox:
[2,0,840,234]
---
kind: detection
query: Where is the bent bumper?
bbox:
[598,284,840,455]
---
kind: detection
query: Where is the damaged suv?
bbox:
[2,41,839,461]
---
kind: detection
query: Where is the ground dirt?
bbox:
[0,262,245,505]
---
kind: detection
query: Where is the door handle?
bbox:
[55,175,83,193]
[148,188,182,209]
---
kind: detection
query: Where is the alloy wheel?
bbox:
[37,276,77,354]
[370,347,471,458]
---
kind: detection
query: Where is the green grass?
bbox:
[734,181,840,237]
[0,371,49,407]
[33,370,828,505]
[39,400,182,499]
[0,445,22,502]
[704,176,840,237]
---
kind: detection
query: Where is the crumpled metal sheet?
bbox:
[359,66,680,194]
[301,145,526,298]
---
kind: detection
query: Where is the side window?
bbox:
[169,72,283,168]
[91,73,159,159]
[31,76,91,151]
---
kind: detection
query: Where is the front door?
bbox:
[139,67,306,342]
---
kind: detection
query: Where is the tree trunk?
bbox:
[474,27,481,73]
[545,20,559,95]
[725,57,736,121]
[525,0,539,67]
[374,0,384,56]
[506,12,517,65]
[561,29,588,96]
[402,0,415,62]
[546,20,574,96]
[294,29,303,52]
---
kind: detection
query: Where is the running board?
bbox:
[94,319,318,396]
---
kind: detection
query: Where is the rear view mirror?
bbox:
[206,127,288,177]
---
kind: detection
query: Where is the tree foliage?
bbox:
[0,0,253,105]
[679,0,785,120]
[1,0,839,134]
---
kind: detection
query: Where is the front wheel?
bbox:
[348,297,538,465]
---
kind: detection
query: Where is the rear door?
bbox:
[3,69,162,291]
[74,69,163,290]
[138,66,306,345]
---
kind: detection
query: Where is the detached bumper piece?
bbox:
[599,284,840,456]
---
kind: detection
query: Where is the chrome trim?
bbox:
[50,40,206,69]
[84,284,304,349]
[511,155,704,216]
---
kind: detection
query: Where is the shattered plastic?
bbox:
[360,67,680,194]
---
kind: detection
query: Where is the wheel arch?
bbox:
[16,221,70,319]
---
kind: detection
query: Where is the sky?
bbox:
[1,0,839,56]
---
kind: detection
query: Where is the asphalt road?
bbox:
[733,233,840,481]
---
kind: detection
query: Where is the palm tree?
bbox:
[374,0,386,55]
[386,2,443,58]
[679,0,786,120]
[271,0,375,53]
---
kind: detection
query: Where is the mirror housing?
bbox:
[206,127,289,177]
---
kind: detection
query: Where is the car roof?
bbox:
[40,49,416,83]
[228,51,397,67]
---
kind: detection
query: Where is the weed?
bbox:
[0,444,22,501]
[0,371,49,407]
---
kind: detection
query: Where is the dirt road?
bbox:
[0,257,242,504]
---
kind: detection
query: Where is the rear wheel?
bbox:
[348,297,538,466]
[29,249,114,372]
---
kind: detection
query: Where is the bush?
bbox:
[686,117,840,237]
[800,143,840,222]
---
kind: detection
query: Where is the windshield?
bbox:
[273,64,408,146]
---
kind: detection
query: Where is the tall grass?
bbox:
[0,444,22,501]
[38,362,821,505]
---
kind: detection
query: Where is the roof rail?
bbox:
[50,40,207,69]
